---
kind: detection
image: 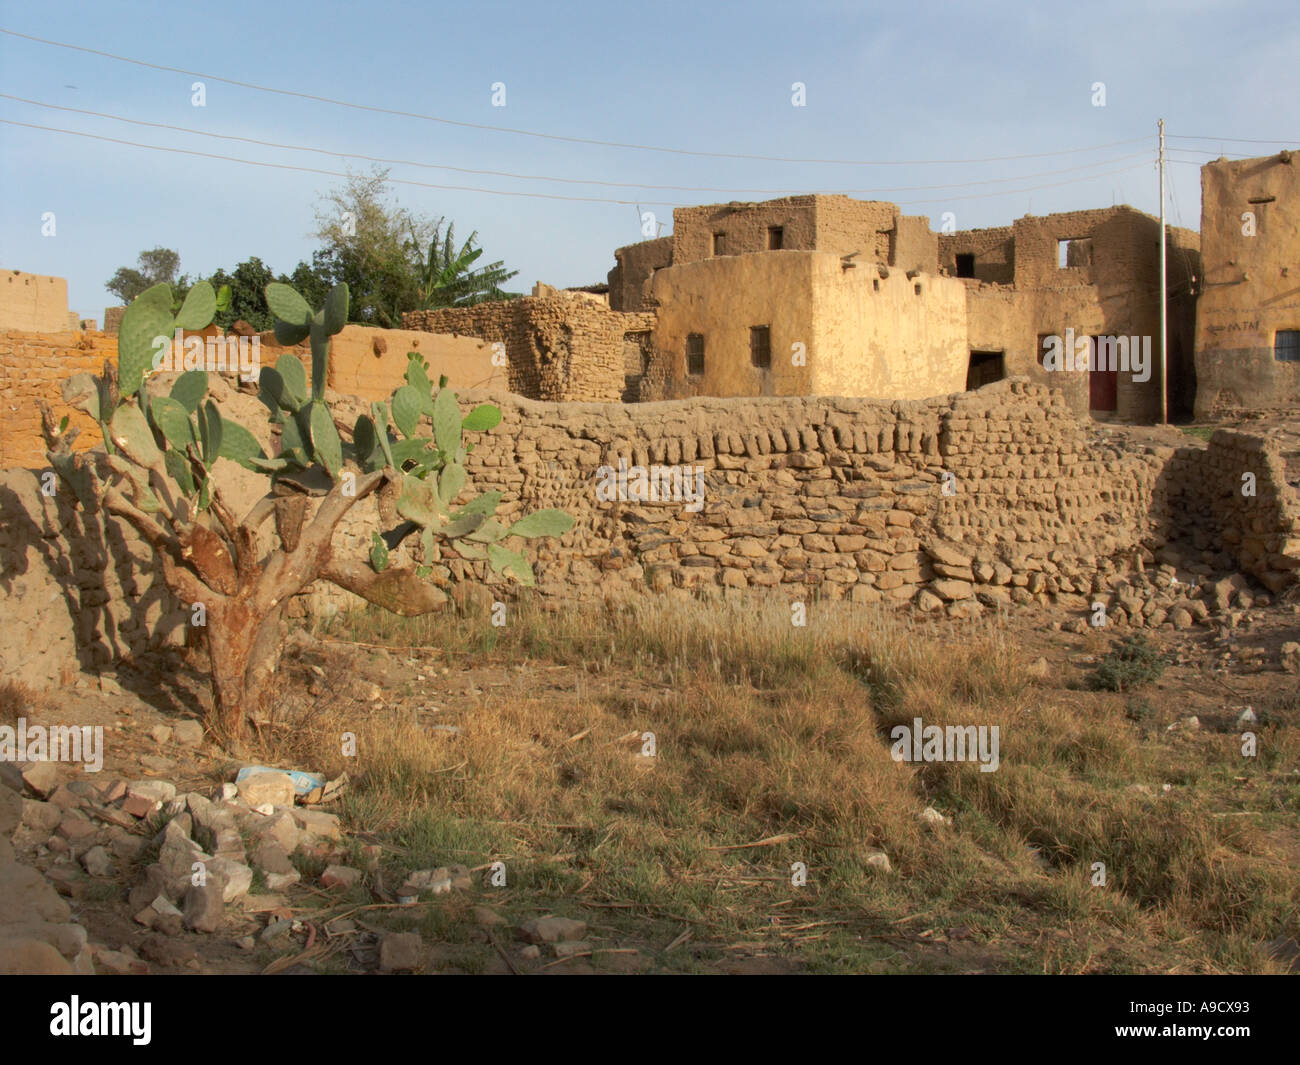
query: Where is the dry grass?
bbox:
[0,679,36,727]
[246,595,1298,973]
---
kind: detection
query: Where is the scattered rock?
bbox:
[917,806,951,827]
[20,800,61,832]
[553,940,590,959]
[865,849,892,874]
[237,771,296,808]
[1281,642,1300,674]
[20,762,59,799]
[518,944,541,960]
[320,865,362,890]
[518,916,587,944]
[147,724,173,745]
[120,795,158,819]
[379,932,423,972]
[183,879,225,933]
[127,780,176,806]
[172,721,204,747]
[474,906,506,927]
[91,946,148,975]
[80,845,115,878]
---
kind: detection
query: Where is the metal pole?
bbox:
[1159,118,1168,424]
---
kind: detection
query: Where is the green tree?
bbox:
[204,258,332,332]
[312,168,436,327]
[106,247,184,305]
[311,167,518,326]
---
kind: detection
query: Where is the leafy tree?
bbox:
[42,279,573,744]
[312,168,436,327]
[106,247,184,305]
[311,167,518,326]
[202,258,332,332]
[414,223,519,309]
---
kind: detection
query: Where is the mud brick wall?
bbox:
[0,330,120,469]
[404,299,655,402]
[6,378,1296,689]
[0,462,189,688]
[313,379,1174,616]
[1194,431,1300,592]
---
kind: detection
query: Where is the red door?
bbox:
[1089,363,1117,411]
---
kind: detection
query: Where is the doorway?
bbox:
[966,350,1005,390]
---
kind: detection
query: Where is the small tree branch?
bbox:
[322,561,449,615]
[240,494,277,534]
[101,487,180,555]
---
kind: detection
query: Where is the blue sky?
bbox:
[2,0,1297,319]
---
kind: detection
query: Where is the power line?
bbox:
[1169,134,1298,145]
[0,117,1156,209]
[0,26,1151,167]
[0,118,675,206]
[0,93,1153,197]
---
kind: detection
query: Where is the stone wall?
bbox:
[939,226,1016,284]
[404,296,655,402]
[0,330,119,469]
[3,377,1298,689]
[1157,429,1300,593]
[0,461,188,688]
[1194,152,1300,418]
[316,379,1176,616]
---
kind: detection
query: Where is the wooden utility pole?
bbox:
[1158,118,1168,424]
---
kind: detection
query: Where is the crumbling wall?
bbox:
[672,197,821,264]
[810,198,899,265]
[608,236,673,312]
[404,297,653,402]
[1194,152,1300,418]
[939,226,1015,284]
[1162,430,1300,593]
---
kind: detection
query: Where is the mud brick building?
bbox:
[939,206,1201,422]
[1194,150,1300,418]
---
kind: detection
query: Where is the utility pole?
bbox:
[1158,118,1168,425]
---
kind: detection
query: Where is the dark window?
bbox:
[1276,330,1300,362]
[750,326,771,369]
[1037,334,1054,367]
[955,253,975,278]
[914,283,922,295]
[1058,237,1093,269]
[872,279,880,292]
[712,232,726,256]
[768,226,784,250]
[686,333,705,375]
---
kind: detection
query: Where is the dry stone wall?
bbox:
[313,379,1194,617]
[4,376,1297,690]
